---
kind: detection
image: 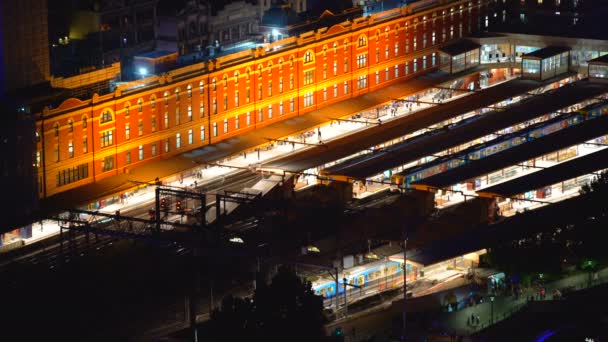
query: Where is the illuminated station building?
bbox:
[36,0,492,199]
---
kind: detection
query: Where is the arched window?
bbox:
[212,78,217,90]
[175,88,180,101]
[223,75,228,87]
[138,99,143,112]
[150,96,156,108]
[100,110,113,124]
[304,51,314,63]
[258,65,263,78]
[199,81,205,94]
[268,62,273,75]
[54,123,59,136]
[343,40,348,51]
[82,116,88,128]
[246,68,251,80]
[333,42,338,54]
[289,55,294,67]
[279,59,283,70]
[234,71,239,84]
[125,103,130,116]
[358,35,367,47]
[187,84,192,97]
[68,119,73,132]
[163,91,169,105]
[323,45,328,57]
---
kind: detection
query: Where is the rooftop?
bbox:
[523,46,570,60]
[135,50,178,59]
[439,39,481,56]
[588,53,608,65]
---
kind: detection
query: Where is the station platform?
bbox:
[414,115,608,189]
[38,67,489,217]
[478,146,608,197]
[324,74,578,179]
[264,72,534,173]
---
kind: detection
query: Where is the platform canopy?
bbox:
[439,39,481,74]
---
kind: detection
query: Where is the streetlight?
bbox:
[490,295,495,325]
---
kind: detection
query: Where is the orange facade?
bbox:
[35,0,492,198]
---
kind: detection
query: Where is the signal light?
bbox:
[176,200,182,212]
[160,197,167,209]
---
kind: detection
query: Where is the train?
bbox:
[397,101,608,188]
[312,259,408,299]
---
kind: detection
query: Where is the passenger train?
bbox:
[312,259,408,299]
[395,101,608,188]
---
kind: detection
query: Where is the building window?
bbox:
[423,56,427,69]
[200,126,206,141]
[235,115,240,129]
[279,78,283,93]
[304,50,314,63]
[450,25,454,39]
[101,130,113,147]
[101,111,112,124]
[375,50,380,63]
[213,122,218,137]
[125,105,130,117]
[223,76,228,87]
[175,88,180,101]
[258,109,263,122]
[68,141,74,158]
[357,75,367,89]
[246,112,251,126]
[358,35,366,47]
[68,119,73,132]
[82,116,87,129]
[224,119,229,133]
[213,99,217,114]
[176,133,181,149]
[152,144,157,156]
[357,54,367,69]
[343,60,348,72]
[432,53,436,66]
[246,88,251,103]
[164,112,169,129]
[258,85,263,99]
[304,70,314,85]
[290,98,295,112]
[165,139,170,153]
[83,137,88,153]
[406,61,409,75]
[323,88,328,101]
[164,92,169,105]
[138,121,143,136]
[343,81,348,94]
[139,145,144,160]
[126,151,131,164]
[188,129,193,144]
[304,92,314,107]
[279,102,284,115]
[102,156,114,172]
[54,145,59,162]
[333,62,337,75]
[268,105,273,119]
[200,104,205,117]
[223,95,228,110]
[413,38,417,50]
[432,32,436,45]
[385,46,389,59]
[376,71,380,84]
[212,79,217,91]
[414,58,418,72]
[188,106,192,121]
[151,98,155,109]
[323,65,327,79]
[235,92,239,106]
[385,67,389,80]
[187,84,192,98]
[269,81,272,96]
[290,74,294,89]
[138,99,143,112]
[395,65,399,78]
[199,81,204,94]
[176,108,180,125]
[334,84,338,97]
[394,43,399,56]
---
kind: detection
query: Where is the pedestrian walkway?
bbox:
[435,267,608,336]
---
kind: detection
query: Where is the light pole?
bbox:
[490,295,495,325]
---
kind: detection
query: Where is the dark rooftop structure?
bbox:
[523,46,571,60]
[439,39,481,56]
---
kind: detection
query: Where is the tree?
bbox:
[209,265,327,342]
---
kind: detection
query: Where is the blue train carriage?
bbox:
[312,260,405,299]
